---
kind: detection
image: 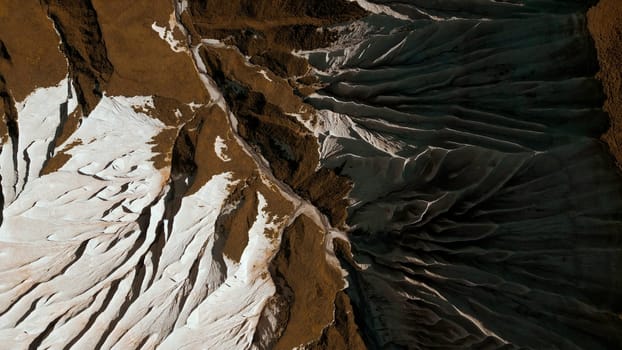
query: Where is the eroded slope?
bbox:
[1,0,622,350]
[302,1,622,349]
[0,0,365,349]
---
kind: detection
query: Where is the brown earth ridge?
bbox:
[588,0,622,168]
[0,0,368,349]
[181,3,368,348]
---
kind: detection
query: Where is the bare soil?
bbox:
[588,0,622,167]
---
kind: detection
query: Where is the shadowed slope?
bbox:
[303,1,622,348]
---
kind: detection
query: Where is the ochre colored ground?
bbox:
[588,0,622,167]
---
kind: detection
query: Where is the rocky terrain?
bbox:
[0,0,621,349]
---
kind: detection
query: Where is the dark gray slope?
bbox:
[306,1,622,349]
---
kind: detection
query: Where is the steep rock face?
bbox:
[268,215,349,350]
[197,46,352,226]
[41,0,113,114]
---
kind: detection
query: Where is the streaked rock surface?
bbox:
[304,1,622,349]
